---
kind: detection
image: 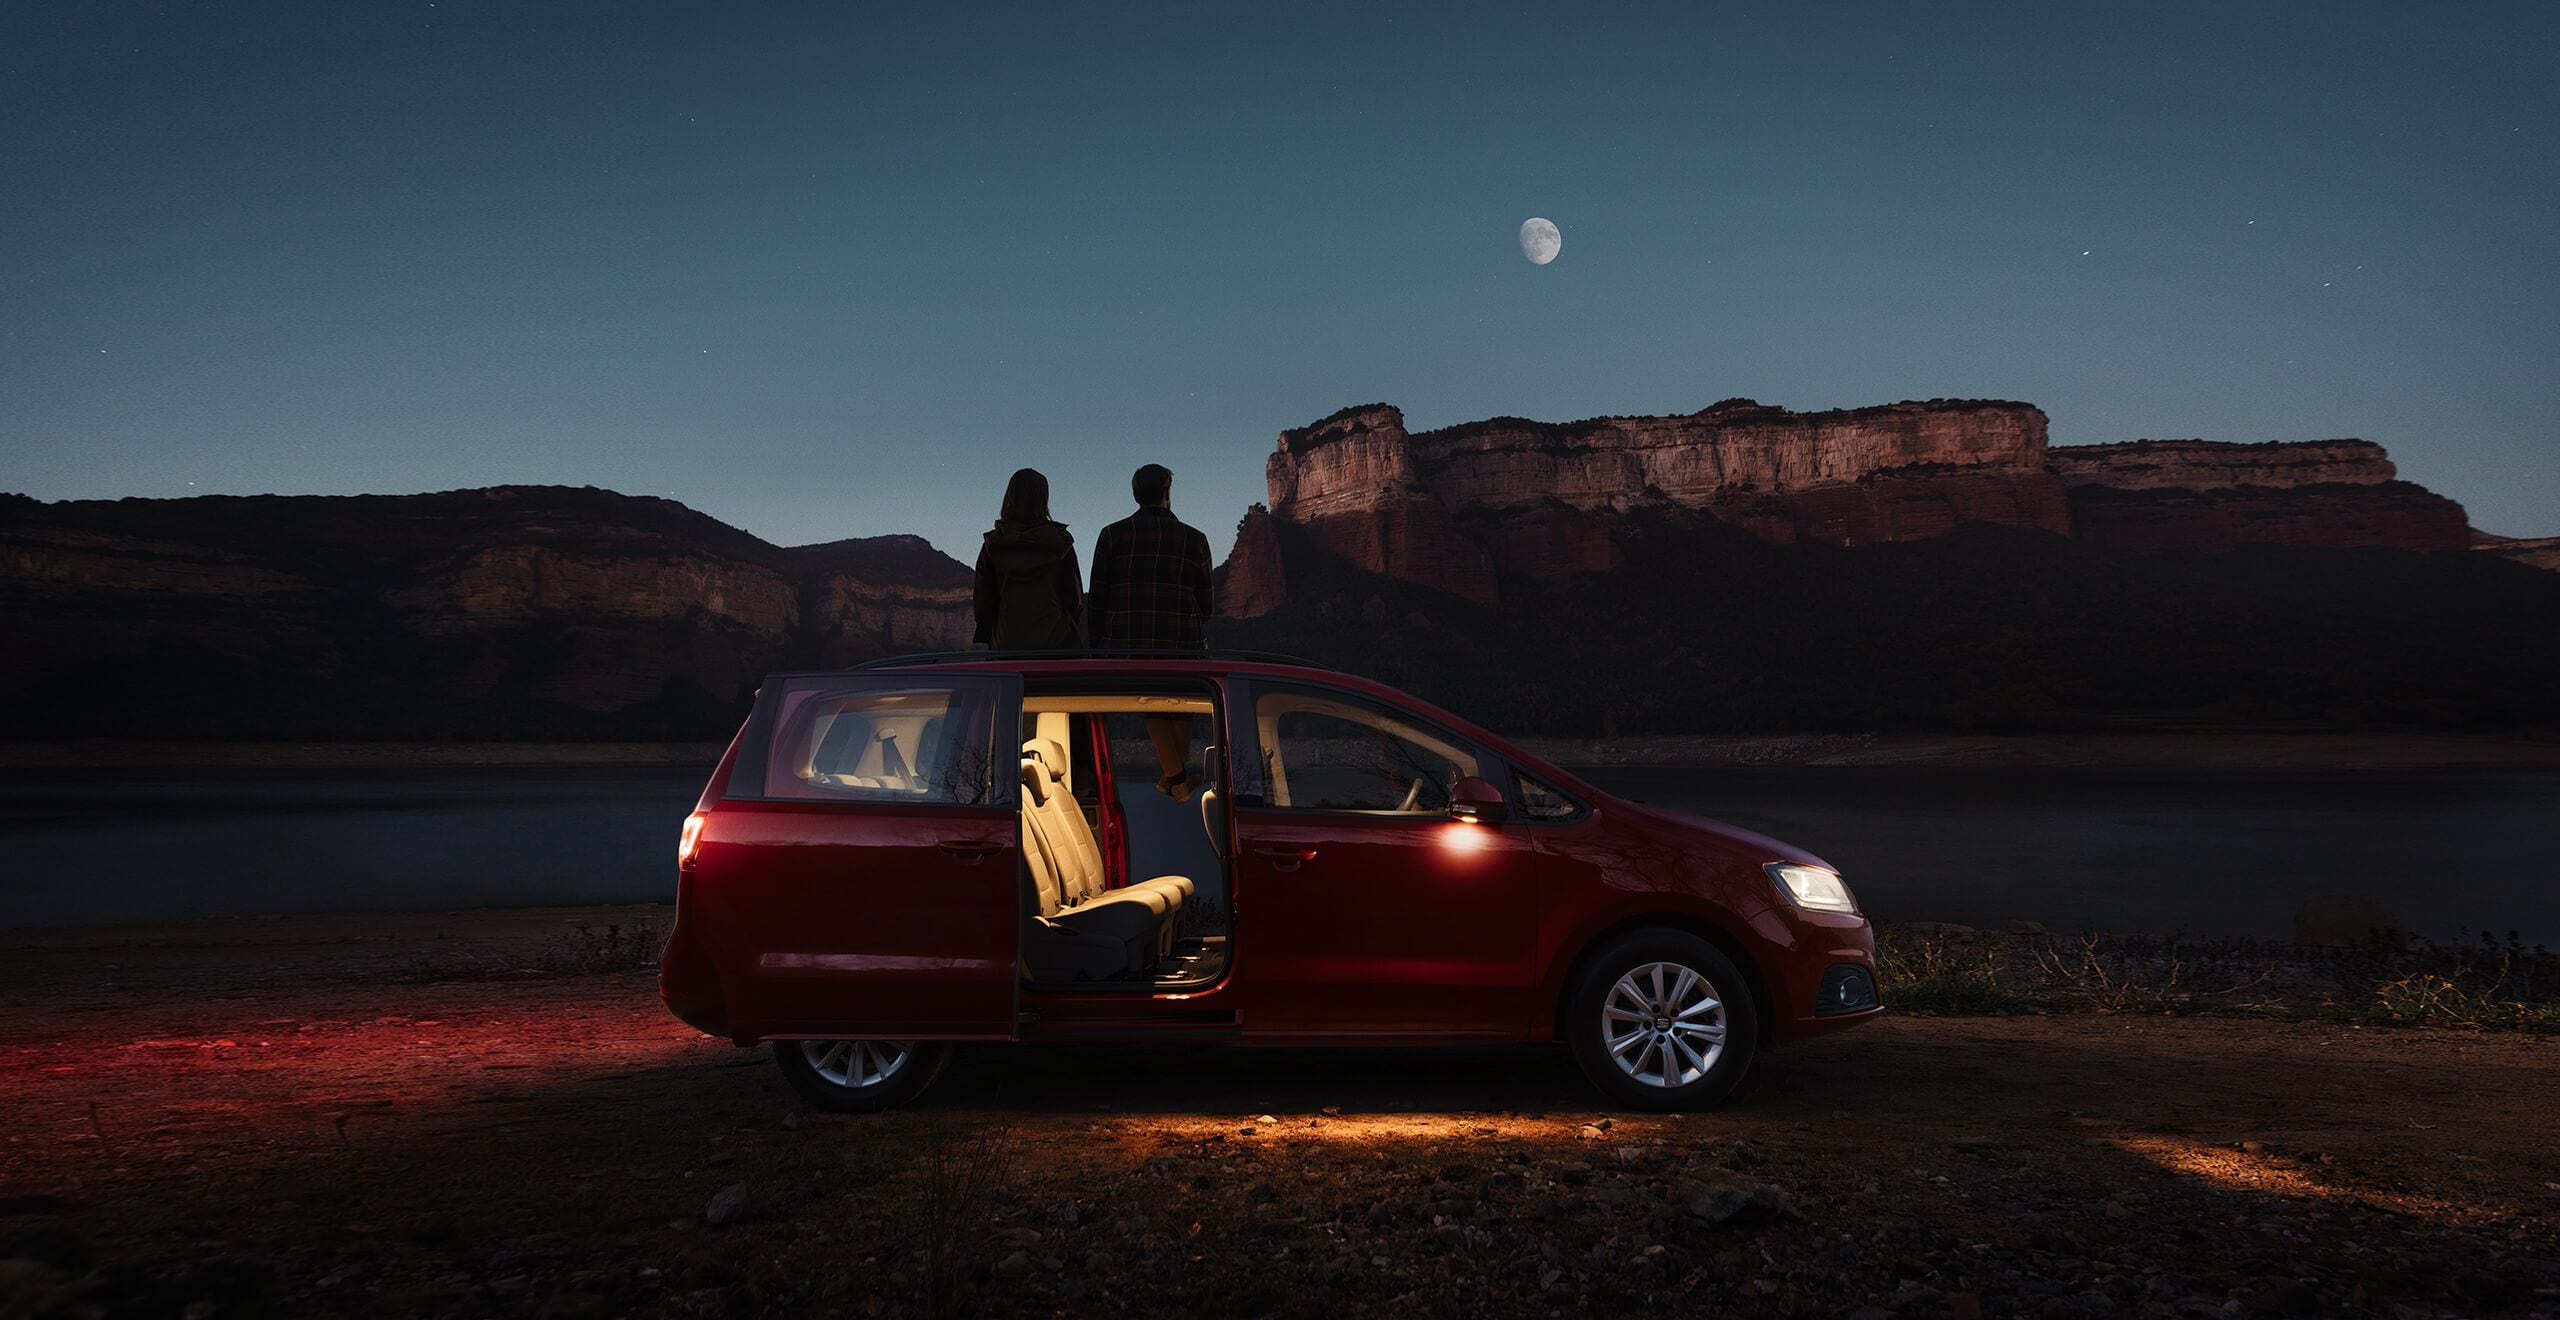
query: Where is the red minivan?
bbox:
[659,652,1878,1112]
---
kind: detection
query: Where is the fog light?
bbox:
[1815,964,1877,1015]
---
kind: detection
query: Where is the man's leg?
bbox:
[1145,715,1193,797]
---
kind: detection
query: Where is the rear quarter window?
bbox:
[738,681,1005,805]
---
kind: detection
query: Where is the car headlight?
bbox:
[1766,862,1857,914]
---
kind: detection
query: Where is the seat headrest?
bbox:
[1018,758,1047,806]
[1022,738,1072,776]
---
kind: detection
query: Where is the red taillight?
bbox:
[677,813,707,871]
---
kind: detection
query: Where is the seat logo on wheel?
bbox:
[1603,960,1727,1089]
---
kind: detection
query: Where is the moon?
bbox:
[1519,217,1561,265]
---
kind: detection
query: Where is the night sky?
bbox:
[5,3,2554,560]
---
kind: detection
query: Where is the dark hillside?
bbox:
[1213,513,2560,736]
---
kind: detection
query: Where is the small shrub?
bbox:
[917,1118,1015,1318]
[530,922,667,975]
[1872,922,2557,1032]
[399,920,667,982]
[1874,929,2024,1014]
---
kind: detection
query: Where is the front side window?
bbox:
[1253,687,1484,814]
[1514,770,1583,822]
[757,683,1000,804]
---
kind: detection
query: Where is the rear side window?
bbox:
[732,677,1009,805]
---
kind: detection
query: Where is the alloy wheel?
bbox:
[798,1039,913,1090]
[1602,960,1727,1088]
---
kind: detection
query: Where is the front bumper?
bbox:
[1752,905,1884,1039]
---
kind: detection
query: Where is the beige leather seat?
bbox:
[1018,757,1163,981]
[1021,739,1195,910]
[803,723,924,793]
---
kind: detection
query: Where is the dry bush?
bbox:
[528,921,667,974]
[399,921,667,982]
[2367,942,2560,1031]
[915,1117,1016,1318]
[1874,923,2558,1032]
[1873,927,2022,1014]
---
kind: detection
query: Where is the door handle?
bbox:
[938,840,1002,865]
[1252,845,1318,872]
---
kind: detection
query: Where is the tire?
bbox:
[1565,929,1760,1111]
[772,1039,955,1113]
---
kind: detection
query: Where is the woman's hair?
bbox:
[998,468,1051,525]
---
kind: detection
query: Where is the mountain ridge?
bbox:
[4,397,2553,740]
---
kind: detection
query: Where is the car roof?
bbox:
[852,652,1362,693]
[842,650,1366,689]
[850,649,1334,674]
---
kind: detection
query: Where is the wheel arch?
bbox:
[1546,910,1776,1049]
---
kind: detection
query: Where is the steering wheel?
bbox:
[1396,776,1422,812]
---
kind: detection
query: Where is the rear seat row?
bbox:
[808,725,932,793]
[1018,738,1195,982]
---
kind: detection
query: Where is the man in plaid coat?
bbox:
[1088,463,1214,796]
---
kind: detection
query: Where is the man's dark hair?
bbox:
[1132,463,1172,506]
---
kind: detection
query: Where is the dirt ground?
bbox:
[3,907,2556,1319]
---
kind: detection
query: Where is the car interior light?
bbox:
[1766,862,1856,914]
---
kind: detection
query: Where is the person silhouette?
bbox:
[972,468,1083,652]
[1087,463,1214,797]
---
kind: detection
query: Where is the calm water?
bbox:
[1,764,2553,944]
[1592,767,2560,947]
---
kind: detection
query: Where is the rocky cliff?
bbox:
[0,487,971,739]
[5,399,2545,744]
[2472,532,2560,574]
[1213,506,2560,735]
[1224,400,2476,615]
[2047,438,2401,491]
[2052,439,2471,554]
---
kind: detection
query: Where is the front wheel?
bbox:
[1565,930,1760,1111]
[772,1039,955,1113]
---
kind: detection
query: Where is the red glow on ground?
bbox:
[0,981,718,1161]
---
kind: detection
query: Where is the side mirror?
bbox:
[1448,775,1507,824]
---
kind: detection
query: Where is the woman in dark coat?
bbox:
[973,468,1084,651]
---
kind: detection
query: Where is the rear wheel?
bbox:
[772,1039,954,1112]
[1566,930,1759,1111]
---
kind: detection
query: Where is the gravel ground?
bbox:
[2,908,2556,1319]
